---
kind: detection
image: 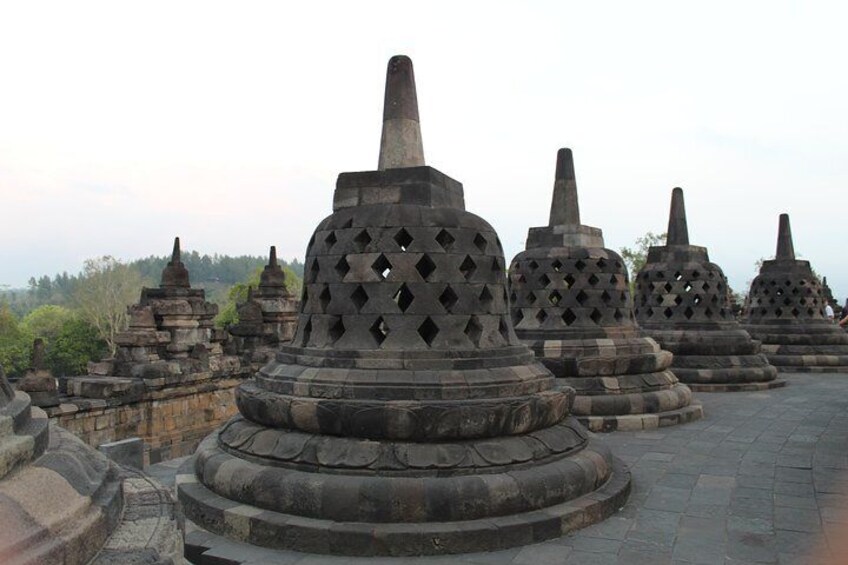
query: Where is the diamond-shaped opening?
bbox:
[351,285,368,312]
[328,317,345,343]
[498,316,511,342]
[692,270,700,278]
[335,256,350,279]
[646,307,654,318]
[602,290,612,304]
[655,294,664,304]
[393,284,414,312]
[324,231,337,250]
[711,295,719,304]
[684,282,693,292]
[792,287,799,295]
[588,274,600,286]
[791,308,800,318]
[693,295,702,305]
[341,217,353,229]
[479,285,494,308]
[439,285,459,312]
[394,228,413,252]
[539,273,551,287]
[575,259,586,271]
[776,288,784,297]
[509,291,518,303]
[784,280,791,286]
[656,271,665,279]
[372,254,393,280]
[552,260,563,273]
[684,307,694,319]
[564,273,576,288]
[417,317,439,347]
[807,308,814,316]
[674,271,683,281]
[614,308,623,321]
[708,271,715,279]
[549,290,562,306]
[705,308,713,318]
[664,282,673,293]
[719,308,726,317]
[300,317,312,346]
[620,291,627,302]
[561,308,577,325]
[770,280,777,286]
[319,286,331,313]
[416,254,437,280]
[536,309,548,324]
[459,256,477,280]
[309,258,320,283]
[674,295,683,305]
[435,229,455,251]
[800,298,807,305]
[783,297,791,306]
[703,282,710,291]
[597,257,608,269]
[527,292,537,304]
[369,316,389,346]
[517,274,526,283]
[354,229,372,252]
[464,315,483,346]
[512,308,524,326]
[610,274,618,285]
[528,260,539,271]
[300,286,309,310]
[576,290,589,305]
[775,307,783,317]
[491,257,501,273]
[590,308,602,324]
[664,307,674,319]
[473,233,488,253]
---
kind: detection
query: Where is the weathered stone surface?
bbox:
[743,214,848,372]
[634,188,782,391]
[179,56,630,557]
[509,150,702,430]
[15,339,59,408]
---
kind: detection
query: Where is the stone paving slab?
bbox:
[151,373,848,564]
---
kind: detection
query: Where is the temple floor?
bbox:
[150,373,848,564]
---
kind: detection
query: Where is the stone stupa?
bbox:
[633,188,782,391]
[177,56,630,560]
[508,149,702,431]
[0,364,182,563]
[744,214,848,372]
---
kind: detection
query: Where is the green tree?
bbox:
[73,256,144,355]
[48,317,107,376]
[21,305,76,343]
[214,266,303,328]
[0,302,33,377]
[619,232,667,279]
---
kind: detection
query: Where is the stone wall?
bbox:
[47,375,241,465]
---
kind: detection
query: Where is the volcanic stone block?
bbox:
[633,188,782,391]
[743,214,848,372]
[178,55,630,559]
[509,149,702,431]
[98,437,144,470]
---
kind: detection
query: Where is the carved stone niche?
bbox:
[177,56,631,559]
[509,149,703,431]
[634,188,783,391]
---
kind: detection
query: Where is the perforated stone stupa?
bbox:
[509,149,702,431]
[633,188,782,391]
[0,364,182,563]
[744,214,848,372]
[177,56,630,559]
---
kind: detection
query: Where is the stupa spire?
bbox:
[378,55,425,170]
[775,213,795,260]
[269,245,278,267]
[548,148,580,226]
[667,187,690,245]
[160,236,191,288]
[171,237,181,262]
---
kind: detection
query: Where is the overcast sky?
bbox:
[1,1,846,299]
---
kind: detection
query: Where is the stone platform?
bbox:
[153,372,848,564]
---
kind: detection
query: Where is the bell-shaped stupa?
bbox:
[633,188,782,390]
[744,214,848,372]
[177,57,630,558]
[509,149,702,431]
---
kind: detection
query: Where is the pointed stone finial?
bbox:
[666,187,690,245]
[775,213,795,260]
[260,245,286,289]
[378,55,425,170]
[548,148,580,226]
[160,236,191,288]
[30,339,46,371]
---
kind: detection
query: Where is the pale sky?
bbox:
[1,1,846,299]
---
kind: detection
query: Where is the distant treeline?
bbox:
[1,252,304,318]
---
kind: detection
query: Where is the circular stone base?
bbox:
[688,380,788,392]
[578,402,703,432]
[775,365,848,374]
[176,450,631,557]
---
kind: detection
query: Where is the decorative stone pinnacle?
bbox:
[667,187,690,246]
[775,213,795,260]
[378,55,425,170]
[548,148,580,226]
[269,246,278,268]
[160,236,191,288]
[31,338,46,371]
[260,245,286,289]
